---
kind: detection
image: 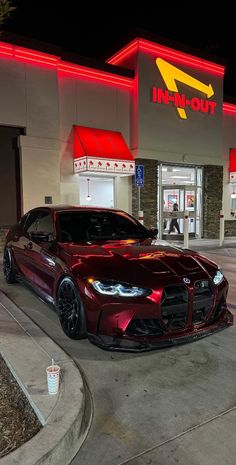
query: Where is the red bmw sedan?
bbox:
[3,206,233,351]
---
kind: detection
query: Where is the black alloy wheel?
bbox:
[3,248,17,284]
[56,277,87,339]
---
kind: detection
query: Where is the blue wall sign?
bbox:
[135,165,144,187]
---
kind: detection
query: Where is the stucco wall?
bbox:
[0,59,59,137]
[135,52,224,166]
[58,74,131,209]
[115,176,132,214]
[0,59,27,127]
[1,43,236,233]
[0,56,131,214]
[19,136,61,213]
[0,58,61,213]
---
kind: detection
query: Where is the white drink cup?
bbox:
[46,364,60,395]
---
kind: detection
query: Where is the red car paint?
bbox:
[3,206,233,351]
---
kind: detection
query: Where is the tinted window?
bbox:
[57,211,150,242]
[37,212,53,234]
[24,211,42,232]
[19,213,29,229]
[24,211,53,235]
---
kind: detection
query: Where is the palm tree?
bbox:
[0,0,16,28]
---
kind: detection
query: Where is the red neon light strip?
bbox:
[15,48,58,63]
[107,39,139,64]
[58,68,133,88]
[107,38,225,76]
[60,62,133,83]
[109,38,224,74]
[140,40,224,75]
[58,62,133,88]
[0,43,13,56]
[139,40,224,72]
[15,54,58,67]
[139,49,222,75]
[0,41,59,66]
[0,42,13,50]
[0,50,12,56]
[0,41,134,89]
[14,48,58,59]
[0,46,13,53]
[223,103,236,114]
[108,39,139,65]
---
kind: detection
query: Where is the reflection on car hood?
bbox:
[60,238,217,284]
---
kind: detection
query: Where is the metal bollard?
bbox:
[184,210,189,249]
[219,210,224,247]
[138,210,144,225]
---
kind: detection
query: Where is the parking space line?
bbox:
[117,405,236,465]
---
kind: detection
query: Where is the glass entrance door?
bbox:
[160,185,198,239]
[158,165,202,239]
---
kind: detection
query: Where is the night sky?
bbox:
[2,1,236,99]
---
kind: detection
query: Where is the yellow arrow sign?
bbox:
[156,58,215,119]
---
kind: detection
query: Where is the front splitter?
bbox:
[88,312,233,352]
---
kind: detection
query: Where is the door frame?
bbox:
[158,164,202,239]
[160,185,197,238]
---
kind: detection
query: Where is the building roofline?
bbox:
[0,32,134,78]
[107,29,227,67]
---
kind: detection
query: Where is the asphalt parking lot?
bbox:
[1,247,236,465]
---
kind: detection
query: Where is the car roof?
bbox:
[26,205,123,214]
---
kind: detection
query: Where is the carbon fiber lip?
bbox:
[88,314,233,352]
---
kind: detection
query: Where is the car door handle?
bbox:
[24,242,33,250]
[40,250,56,267]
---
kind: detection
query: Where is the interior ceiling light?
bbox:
[171,176,190,179]
[231,187,236,199]
[86,178,91,201]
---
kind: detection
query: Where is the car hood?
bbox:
[60,238,217,286]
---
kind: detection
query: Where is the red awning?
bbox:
[73,126,133,161]
[229,148,236,172]
[229,149,236,182]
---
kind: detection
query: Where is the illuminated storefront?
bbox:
[158,165,202,238]
[0,34,236,238]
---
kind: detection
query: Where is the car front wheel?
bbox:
[3,248,17,284]
[56,277,87,339]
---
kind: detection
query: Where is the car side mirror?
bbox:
[29,231,52,243]
[148,227,158,237]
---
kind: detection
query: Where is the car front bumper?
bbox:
[88,309,233,352]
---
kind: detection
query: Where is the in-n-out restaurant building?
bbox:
[1,33,236,239]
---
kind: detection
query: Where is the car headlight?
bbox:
[90,280,151,297]
[213,269,224,285]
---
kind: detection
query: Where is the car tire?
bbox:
[56,277,87,340]
[3,248,17,284]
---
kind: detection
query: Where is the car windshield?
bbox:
[57,211,151,242]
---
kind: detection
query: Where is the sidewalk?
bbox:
[0,236,234,464]
[164,236,236,251]
[0,290,92,465]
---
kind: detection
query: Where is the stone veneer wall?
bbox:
[203,165,223,238]
[224,220,236,236]
[132,159,158,228]
[0,228,9,254]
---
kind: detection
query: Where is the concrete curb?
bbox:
[0,291,93,465]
